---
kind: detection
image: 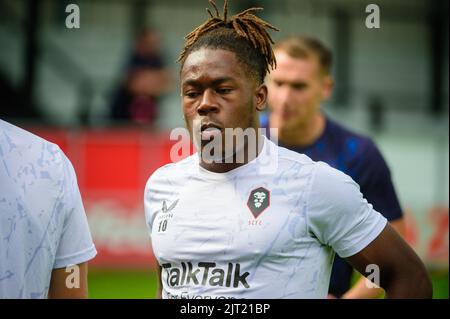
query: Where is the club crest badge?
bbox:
[247,187,270,218]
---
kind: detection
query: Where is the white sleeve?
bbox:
[144,164,178,237]
[144,167,166,236]
[53,152,97,269]
[305,162,387,258]
[144,176,155,236]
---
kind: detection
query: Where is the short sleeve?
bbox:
[144,162,187,237]
[144,166,169,236]
[53,152,97,269]
[306,162,387,258]
[144,174,156,236]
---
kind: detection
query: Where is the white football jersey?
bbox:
[144,136,387,299]
[0,120,97,298]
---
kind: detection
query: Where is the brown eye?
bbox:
[292,83,307,90]
[273,80,284,88]
[185,92,200,98]
[216,88,232,94]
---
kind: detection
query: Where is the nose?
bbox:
[281,86,295,105]
[273,85,292,111]
[197,89,219,116]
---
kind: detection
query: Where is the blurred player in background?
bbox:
[266,35,405,298]
[144,0,431,299]
[0,119,97,298]
[110,28,171,126]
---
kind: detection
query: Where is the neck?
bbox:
[199,133,264,173]
[274,112,325,147]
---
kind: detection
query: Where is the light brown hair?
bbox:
[275,35,332,75]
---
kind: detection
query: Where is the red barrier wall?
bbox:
[27,127,448,268]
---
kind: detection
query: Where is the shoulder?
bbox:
[306,159,363,213]
[143,154,196,227]
[312,161,353,189]
[144,154,196,192]
[329,119,375,151]
[1,120,59,150]
[304,159,389,251]
[260,141,316,185]
[276,142,316,168]
[327,119,384,165]
[0,120,66,175]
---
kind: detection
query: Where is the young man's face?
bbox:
[181,48,267,157]
[266,50,333,131]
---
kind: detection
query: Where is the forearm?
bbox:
[346,223,432,299]
[343,219,406,299]
[341,276,384,299]
[156,265,163,299]
[156,286,162,299]
[381,220,431,298]
[383,270,432,299]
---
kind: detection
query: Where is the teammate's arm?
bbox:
[342,218,406,299]
[48,262,88,299]
[345,223,432,298]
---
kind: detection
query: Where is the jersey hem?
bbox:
[336,217,387,258]
[53,244,97,269]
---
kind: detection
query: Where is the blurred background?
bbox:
[0,0,448,298]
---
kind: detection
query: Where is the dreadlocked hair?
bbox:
[178,0,279,84]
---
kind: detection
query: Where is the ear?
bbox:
[322,75,334,100]
[255,84,268,111]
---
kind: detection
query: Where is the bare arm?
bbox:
[48,262,88,299]
[156,264,163,299]
[342,218,406,299]
[345,223,432,298]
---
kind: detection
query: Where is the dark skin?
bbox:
[181,48,267,173]
[47,262,88,298]
[155,47,432,299]
[347,224,432,298]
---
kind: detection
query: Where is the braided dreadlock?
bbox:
[178,0,279,84]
